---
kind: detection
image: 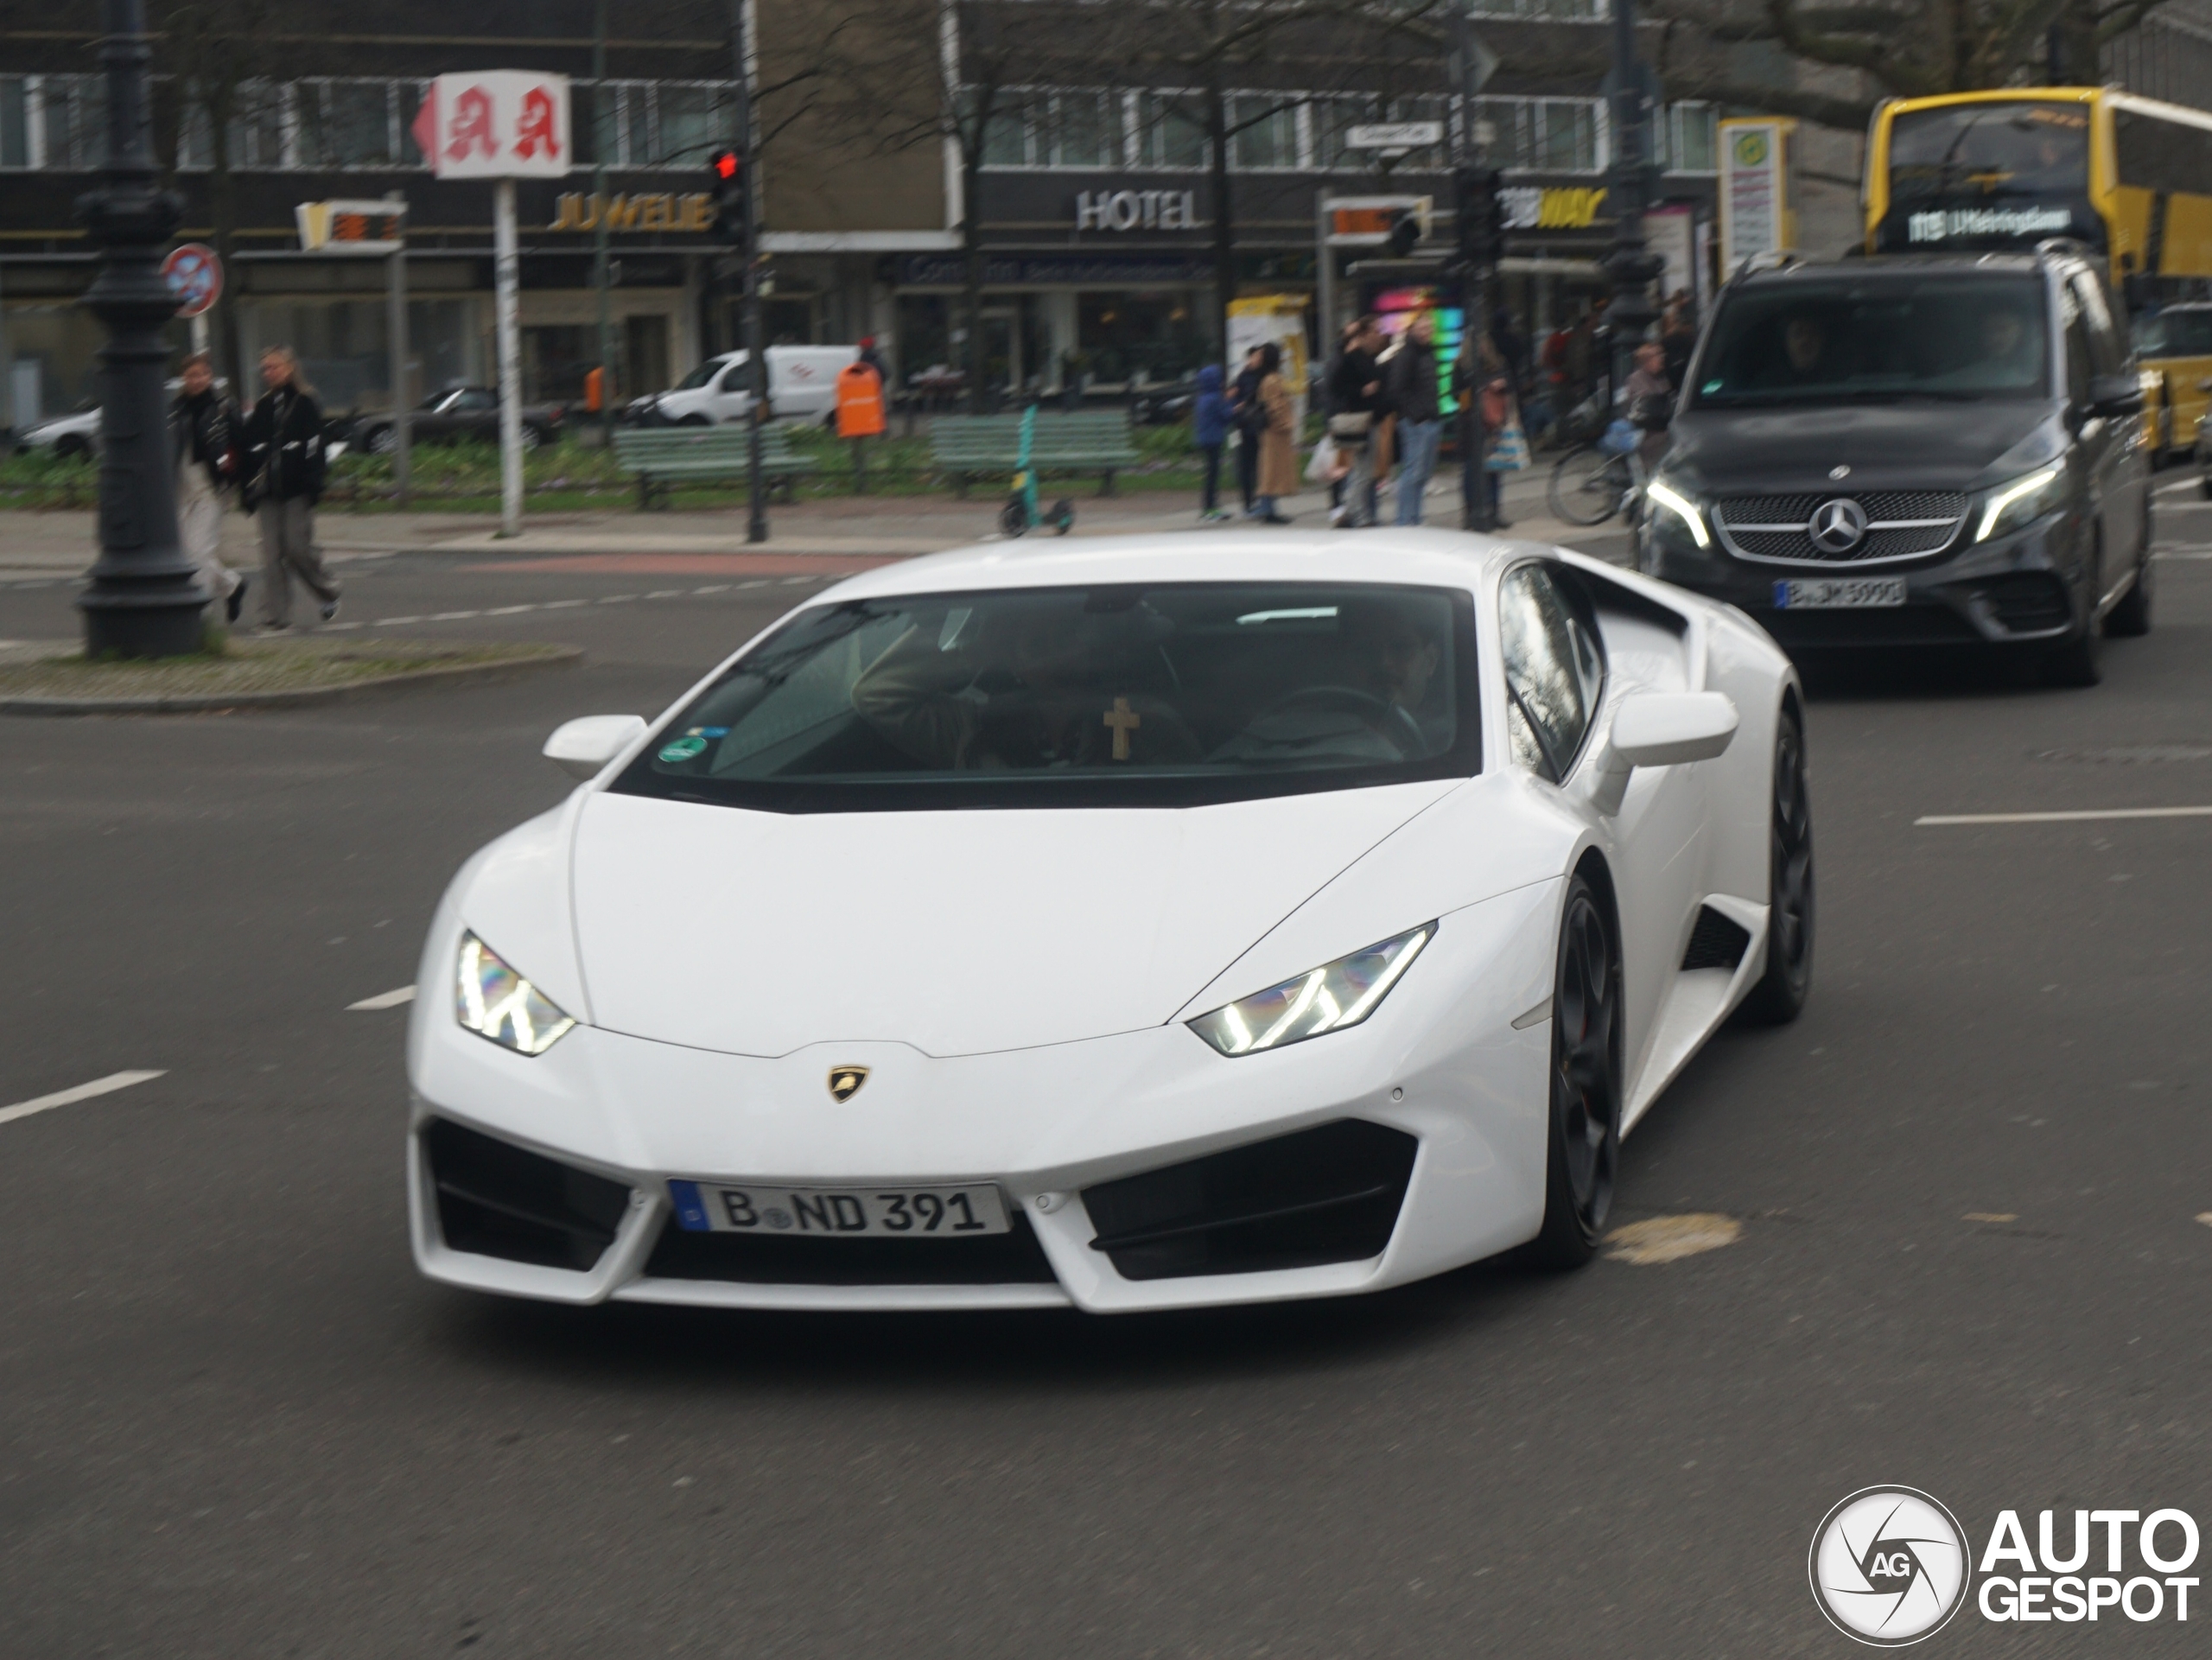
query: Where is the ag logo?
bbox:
[1734,130,1770,167]
[826,1065,870,1103]
[1809,498,1869,554]
[1809,1486,1970,1645]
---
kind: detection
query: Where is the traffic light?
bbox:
[1385,205,1423,260]
[709,148,749,248]
[1454,166,1507,269]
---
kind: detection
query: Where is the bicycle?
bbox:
[1546,439,1647,527]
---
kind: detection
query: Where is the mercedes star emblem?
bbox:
[1808,498,1869,554]
[1828,464,1851,480]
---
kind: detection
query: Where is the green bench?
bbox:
[613,423,817,509]
[928,410,1141,497]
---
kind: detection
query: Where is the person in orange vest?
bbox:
[835,357,887,493]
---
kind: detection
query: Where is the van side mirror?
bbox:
[2086,373,2145,417]
[1592,692,1738,814]
[543,715,648,779]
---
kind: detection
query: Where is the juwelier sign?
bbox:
[1075,189,1201,232]
[550,193,715,232]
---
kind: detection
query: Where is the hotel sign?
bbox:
[1074,189,1201,232]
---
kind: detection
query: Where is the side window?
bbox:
[1497,565,1605,781]
[2071,276,2125,377]
[454,389,496,412]
[2059,282,2094,400]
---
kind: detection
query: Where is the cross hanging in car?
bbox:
[1103,696,1141,761]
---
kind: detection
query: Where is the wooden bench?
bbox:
[613,423,817,509]
[928,410,1140,497]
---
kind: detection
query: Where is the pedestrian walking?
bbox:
[1251,342,1297,525]
[856,335,888,384]
[1385,310,1445,525]
[1228,346,1267,516]
[1192,362,1233,520]
[240,346,340,633]
[1325,315,1386,527]
[171,351,247,626]
[1454,334,1519,530]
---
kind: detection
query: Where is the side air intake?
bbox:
[1681,906,1752,972]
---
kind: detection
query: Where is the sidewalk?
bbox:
[0,469,1610,576]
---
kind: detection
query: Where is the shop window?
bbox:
[1475,97,1604,175]
[1662,103,1718,174]
[626,86,654,170]
[1077,290,1207,385]
[1139,93,1208,170]
[226,82,288,170]
[0,79,28,169]
[977,92,1033,167]
[1231,96,1300,171]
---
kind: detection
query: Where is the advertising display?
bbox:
[1719,116,1797,272]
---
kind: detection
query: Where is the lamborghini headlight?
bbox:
[1187,924,1434,1057]
[454,932,576,1056]
[1644,477,1710,549]
[1974,465,2064,543]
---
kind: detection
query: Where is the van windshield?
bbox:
[1689,276,2050,409]
[609,582,1481,812]
[672,358,735,391]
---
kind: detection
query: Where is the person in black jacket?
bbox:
[1227,346,1268,517]
[1383,311,1444,525]
[1325,315,1386,526]
[240,347,340,631]
[171,353,247,624]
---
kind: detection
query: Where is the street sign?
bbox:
[161,243,221,317]
[1325,194,1433,246]
[408,71,571,181]
[295,198,407,254]
[1346,122,1443,151]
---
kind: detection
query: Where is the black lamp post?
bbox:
[76,0,206,658]
[1601,0,1664,396]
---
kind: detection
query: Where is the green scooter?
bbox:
[1000,404,1075,537]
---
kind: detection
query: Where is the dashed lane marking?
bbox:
[347,985,416,1011]
[1916,805,2212,826]
[1,1070,165,1129]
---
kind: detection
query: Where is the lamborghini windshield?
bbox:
[612,582,1481,811]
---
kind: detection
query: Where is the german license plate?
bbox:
[668,1179,1010,1237]
[1773,576,1906,609]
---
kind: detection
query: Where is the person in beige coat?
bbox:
[1252,342,1299,524]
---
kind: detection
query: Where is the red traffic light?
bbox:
[711,149,741,180]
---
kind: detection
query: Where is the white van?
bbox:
[636,345,859,427]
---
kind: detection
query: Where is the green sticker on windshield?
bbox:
[1701,379,1722,394]
[658,735,709,762]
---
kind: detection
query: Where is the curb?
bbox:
[0,645,582,716]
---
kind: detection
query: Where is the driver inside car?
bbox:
[851,596,1201,770]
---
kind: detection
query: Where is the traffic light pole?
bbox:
[729,0,766,544]
[1452,10,1496,535]
[1602,0,1664,404]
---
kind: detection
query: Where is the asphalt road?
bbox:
[3,489,2210,1657]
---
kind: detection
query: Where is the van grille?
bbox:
[1716,491,1969,564]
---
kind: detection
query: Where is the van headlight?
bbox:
[1975,466,2064,543]
[1644,478,1710,549]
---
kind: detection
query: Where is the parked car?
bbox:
[626,345,858,428]
[16,402,103,459]
[1637,244,2152,686]
[1128,378,1199,426]
[350,386,566,455]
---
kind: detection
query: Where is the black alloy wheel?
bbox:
[516,424,543,451]
[1738,705,1815,1025]
[365,425,397,455]
[1529,873,1622,1268]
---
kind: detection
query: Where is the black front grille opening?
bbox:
[1681,906,1752,972]
[1082,1120,1419,1282]
[1972,573,2075,635]
[644,1213,1059,1286]
[424,1118,634,1272]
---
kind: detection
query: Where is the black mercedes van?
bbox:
[1635,245,2152,684]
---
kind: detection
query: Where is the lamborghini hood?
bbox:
[567,783,1459,1058]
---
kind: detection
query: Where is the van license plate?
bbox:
[1773,577,1906,610]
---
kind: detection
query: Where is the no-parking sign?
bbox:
[162,243,222,318]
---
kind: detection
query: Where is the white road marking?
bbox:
[645,588,683,599]
[2155,475,2206,496]
[597,594,639,604]
[0,1070,165,1128]
[347,985,416,1011]
[543,599,588,608]
[2153,549,2212,559]
[779,576,810,584]
[692,584,730,594]
[484,604,537,615]
[329,585,814,631]
[1917,805,2212,826]
[427,610,480,621]
[378,614,425,625]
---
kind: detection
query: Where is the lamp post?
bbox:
[76,0,207,658]
[1601,0,1664,398]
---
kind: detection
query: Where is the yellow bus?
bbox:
[1865,86,2212,456]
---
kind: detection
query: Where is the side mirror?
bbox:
[1592,691,1738,813]
[2087,373,2145,417]
[543,715,648,779]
